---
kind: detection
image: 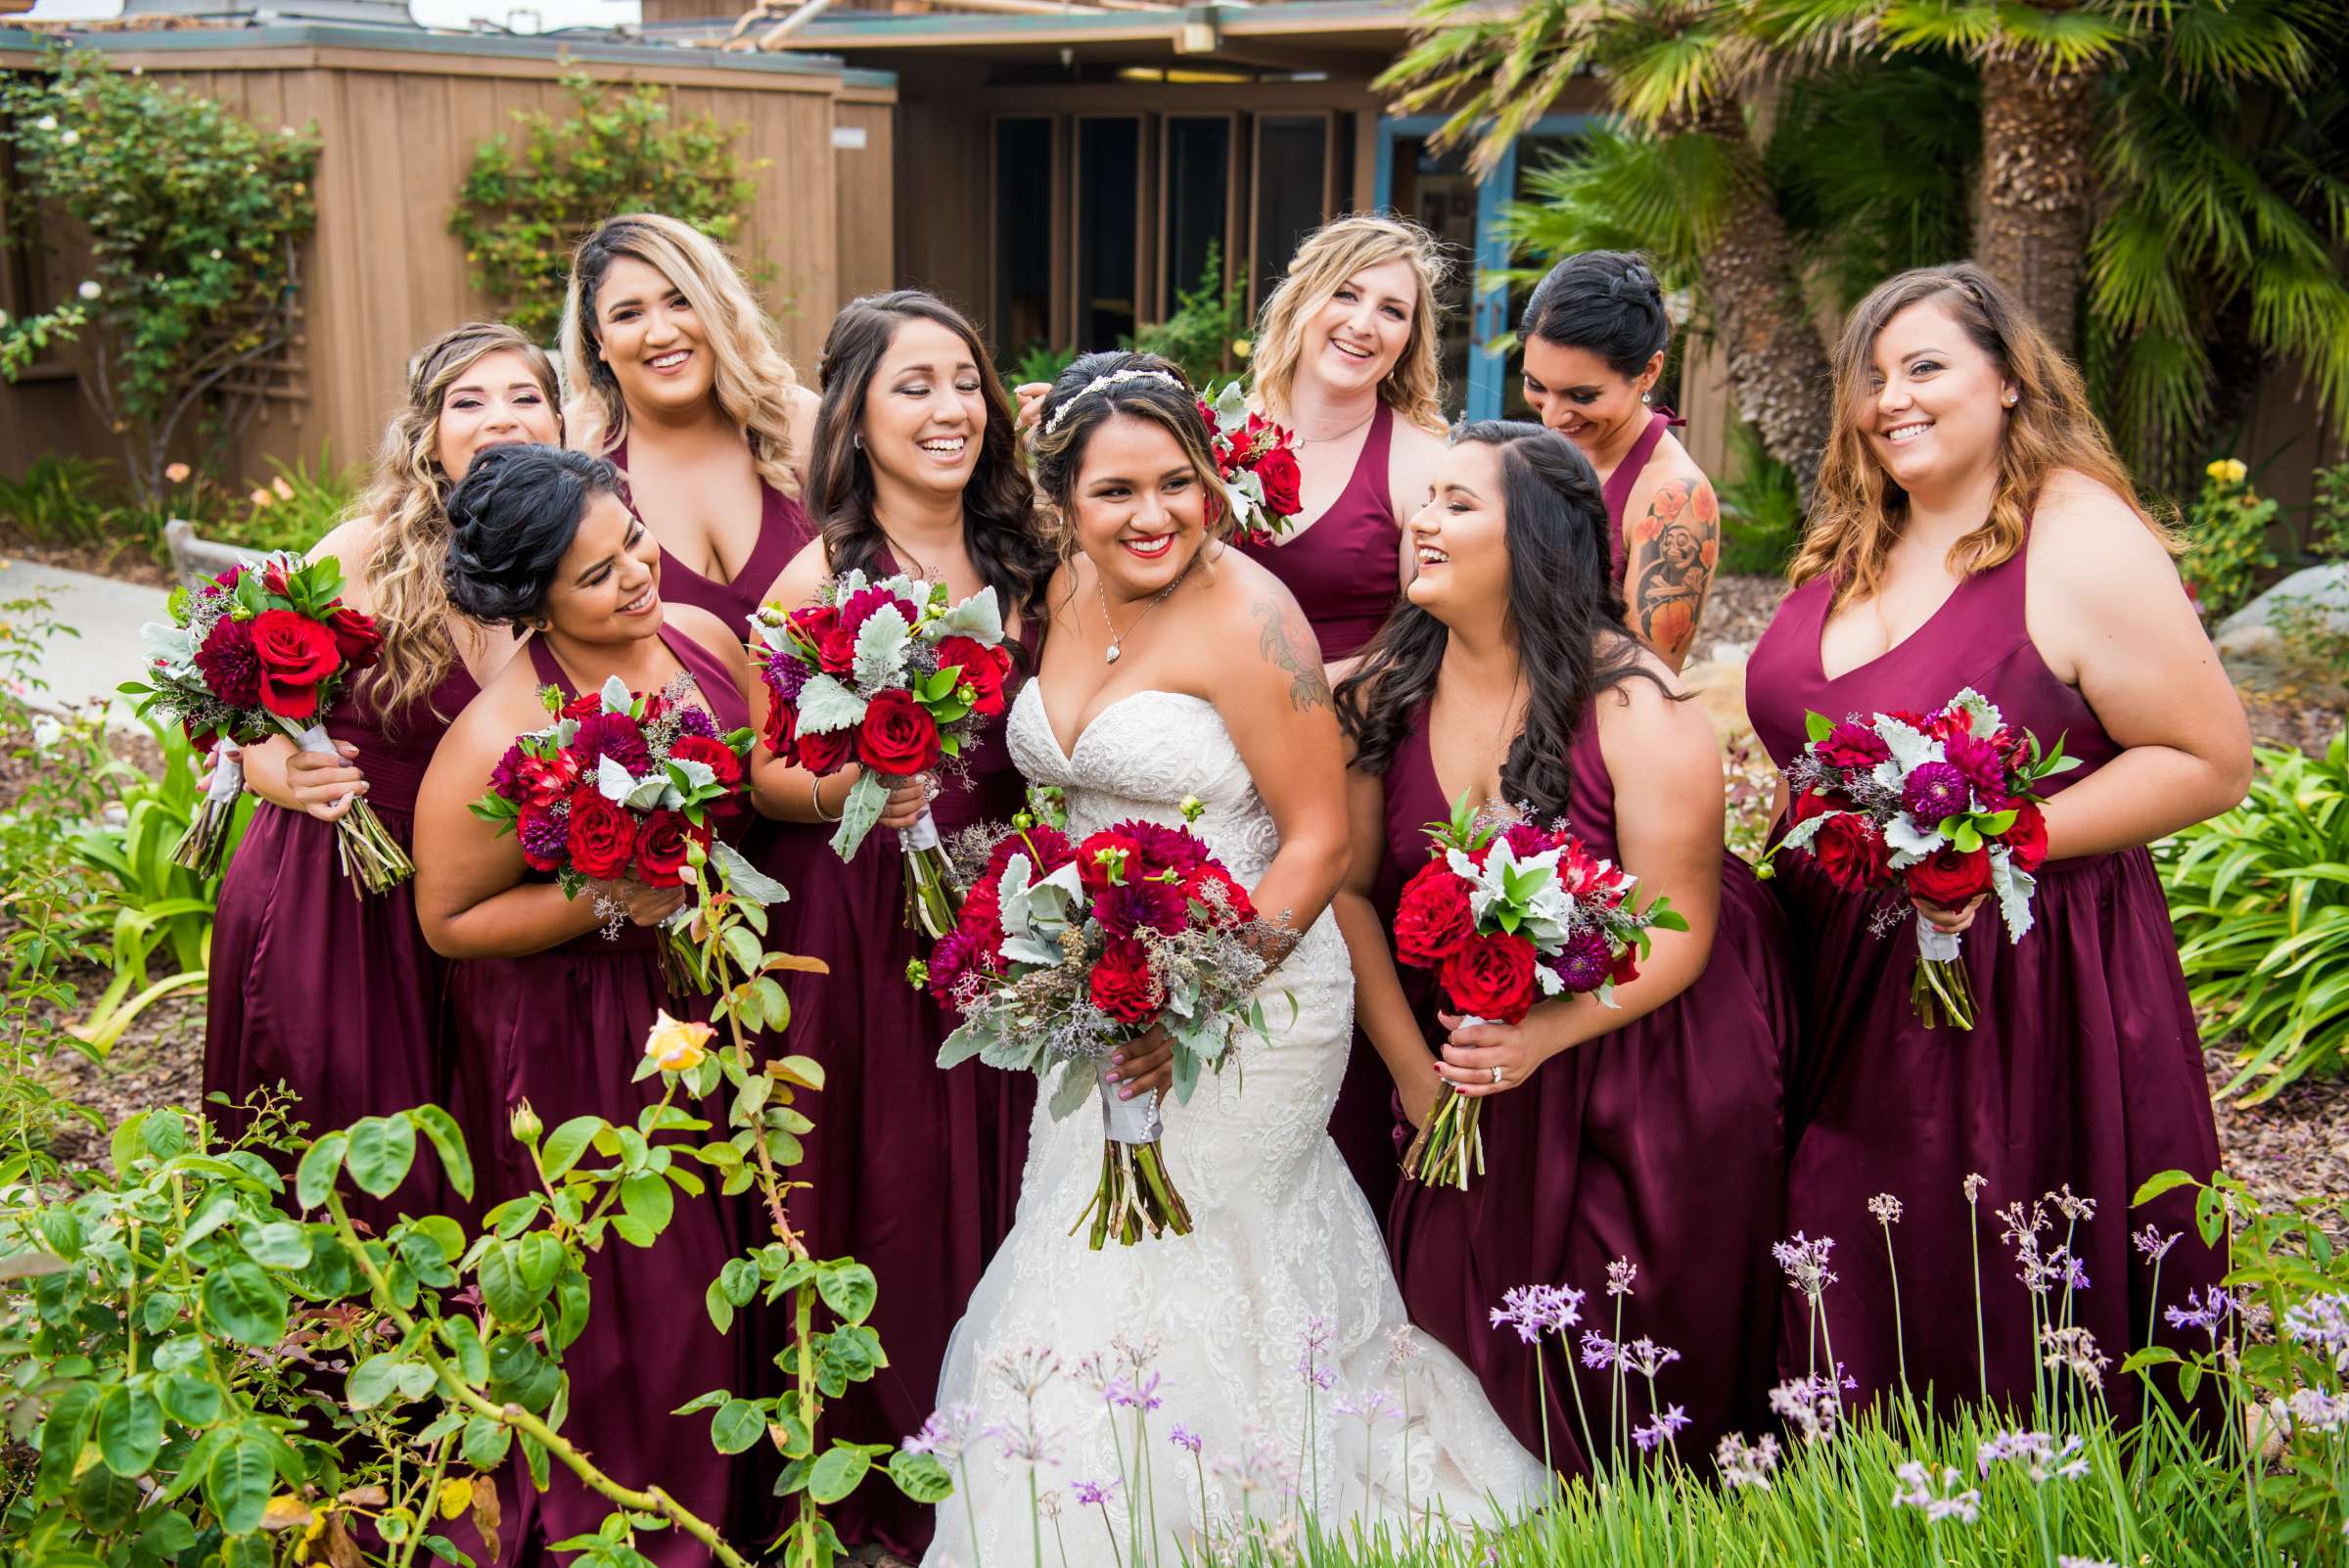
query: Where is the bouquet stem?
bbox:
[1071,1062,1192,1250]
[172,743,245,875]
[283,720,414,896]
[1911,917,1976,1031]
[898,805,960,939]
[1401,1082,1485,1191]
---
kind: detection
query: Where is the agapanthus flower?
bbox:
[1977,1429,2088,1483]
[1963,1173,1987,1203]
[1606,1258,1637,1297]
[2283,1292,2349,1354]
[2288,1387,2347,1433]
[1491,1283,1583,1344]
[1170,1425,1202,1454]
[2040,1325,2110,1382]
[1769,1372,1849,1445]
[1623,1337,1681,1379]
[1333,1386,1404,1425]
[2166,1286,2240,1335]
[1580,1331,1618,1370]
[2056,1558,2118,1568]
[2047,1182,2096,1222]
[905,1404,982,1463]
[1890,1460,1981,1524]
[1073,1477,1122,1509]
[1106,1372,1164,1411]
[1772,1232,1838,1300]
[1716,1432,1781,1491]
[1385,1323,1424,1370]
[2131,1225,2181,1263]
[1209,1423,1294,1499]
[1632,1405,1690,1453]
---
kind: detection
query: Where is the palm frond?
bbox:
[1491,121,1737,296]
[2158,0,2327,89]
[1746,0,1897,63]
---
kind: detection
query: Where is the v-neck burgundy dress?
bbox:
[750,554,1039,1558]
[1744,532,2226,1427]
[609,434,814,631]
[440,623,759,1568]
[1235,401,1404,663]
[206,654,479,1233]
[1378,703,1793,1473]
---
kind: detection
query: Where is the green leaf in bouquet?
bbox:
[666,756,717,794]
[1047,1059,1096,1121]
[852,603,914,688]
[829,770,889,859]
[1976,807,2019,835]
[599,674,632,714]
[1805,710,1836,744]
[622,771,670,812]
[918,665,962,703]
[593,754,635,804]
[1211,380,1250,422]
[1171,1039,1204,1105]
[936,1021,993,1071]
[1988,850,2038,944]
[976,1032,1043,1074]
[938,732,964,759]
[470,794,522,827]
[931,586,1004,643]
[795,673,867,734]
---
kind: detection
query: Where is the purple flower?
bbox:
[519,802,570,865]
[1490,1283,1579,1343]
[1716,1432,1781,1491]
[2131,1225,2181,1263]
[1772,1233,1838,1300]
[572,711,653,775]
[1623,1337,1681,1379]
[1072,1477,1121,1509]
[1605,1258,1636,1298]
[671,705,717,740]
[1549,928,1613,994]
[1169,1425,1202,1454]
[1901,761,1971,826]
[488,742,529,801]
[2283,1292,2349,1354]
[1633,1404,1690,1453]
[763,654,810,706]
[1943,729,2011,809]
[1580,1330,1618,1370]
[1106,1372,1163,1411]
[2166,1286,2239,1334]
[904,1404,981,1463]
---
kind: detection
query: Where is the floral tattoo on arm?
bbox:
[1628,477,1720,667]
[1252,600,1333,713]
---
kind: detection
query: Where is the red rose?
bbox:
[2000,800,2050,873]
[565,791,637,881]
[1078,830,1146,899]
[669,733,744,789]
[1811,811,1893,894]
[1089,936,1165,1026]
[937,635,1011,718]
[1394,860,1475,967]
[193,615,262,709]
[326,606,380,672]
[634,807,693,888]
[1253,445,1304,520]
[248,609,342,719]
[1438,931,1540,1024]
[1182,861,1256,929]
[1608,943,1640,988]
[563,692,605,722]
[796,724,853,776]
[760,700,798,765]
[855,688,943,778]
[1908,844,1993,908]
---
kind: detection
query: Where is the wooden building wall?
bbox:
[0,32,895,488]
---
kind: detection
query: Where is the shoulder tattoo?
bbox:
[1252,600,1332,714]
[1629,477,1719,665]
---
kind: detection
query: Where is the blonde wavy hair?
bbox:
[1791,260,2176,606]
[358,322,561,721]
[1248,213,1451,438]
[558,212,804,498]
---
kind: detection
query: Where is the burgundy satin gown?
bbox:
[754,561,1037,1557]
[441,623,758,1567]
[1745,532,2227,1426]
[608,435,814,630]
[205,656,480,1232]
[1242,403,1413,1217]
[1378,705,1793,1473]
[1599,409,1675,587]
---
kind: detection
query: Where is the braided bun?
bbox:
[1522,250,1672,379]
[443,443,622,627]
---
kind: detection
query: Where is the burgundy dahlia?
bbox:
[1551,927,1614,994]
[1901,761,1971,825]
[571,711,654,775]
[671,705,718,740]
[193,616,262,710]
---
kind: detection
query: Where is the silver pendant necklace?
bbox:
[1096,549,1199,665]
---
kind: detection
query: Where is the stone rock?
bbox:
[162,518,256,589]
[2217,562,2349,638]
[2214,623,2284,664]
[1679,657,1756,751]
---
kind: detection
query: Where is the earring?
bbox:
[2003,393,2017,408]
[1641,391,1653,404]
[853,433,864,450]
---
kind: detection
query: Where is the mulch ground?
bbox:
[0,529,176,589]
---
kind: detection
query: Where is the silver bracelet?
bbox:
[810,774,840,822]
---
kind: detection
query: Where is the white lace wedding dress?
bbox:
[921,685,1543,1567]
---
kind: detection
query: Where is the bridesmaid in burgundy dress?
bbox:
[1232,214,1456,1218]
[558,211,819,629]
[1334,422,1790,1475]
[1744,262,2248,1426]
[415,444,794,1566]
[1520,251,1719,670]
[206,322,556,1229]
[753,291,1054,1558]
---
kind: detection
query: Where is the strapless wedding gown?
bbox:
[921,684,1542,1567]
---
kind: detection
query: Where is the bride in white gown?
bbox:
[923,352,1542,1567]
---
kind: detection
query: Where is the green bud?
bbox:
[510,1099,543,1144]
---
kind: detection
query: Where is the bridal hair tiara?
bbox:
[1042,367,1186,436]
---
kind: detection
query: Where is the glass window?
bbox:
[1076,116,1142,349]
[1501,129,1594,420]
[993,118,1054,360]
[1162,116,1231,315]
[1388,132,1478,416]
[1252,115,1330,304]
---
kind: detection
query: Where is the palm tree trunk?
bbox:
[1976,48,2101,357]
[1680,99,1835,500]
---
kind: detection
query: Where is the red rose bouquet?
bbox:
[1768,687,2077,1029]
[923,798,1276,1249]
[749,569,1012,939]
[124,553,406,891]
[1395,792,1686,1191]
[469,673,781,990]
[1196,381,1305,546]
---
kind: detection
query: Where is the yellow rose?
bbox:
[644,1008,714,1073]
[2205,458,2247,485]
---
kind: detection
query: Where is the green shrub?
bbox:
[2157,731,2349,1101]
[2180,456,2280,622]
[1007,342,1078,391]
[449,72,766,344]
[0,47,320,509]
[0,454,119,546]
[1128,242,1250,392]
[2312,458,2349,563]
[208,448,358,556]
[1716,420,1805,577]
